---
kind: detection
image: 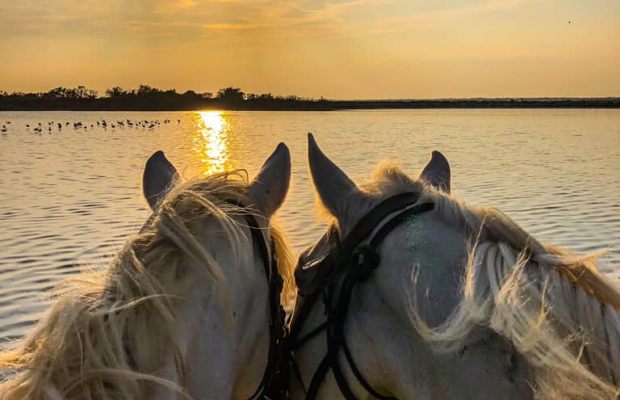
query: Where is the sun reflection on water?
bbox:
[194,111,232,175]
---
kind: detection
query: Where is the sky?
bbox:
[0,0,619,99]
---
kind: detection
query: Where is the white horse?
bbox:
[0,144,294,400]
[290,133,620,400]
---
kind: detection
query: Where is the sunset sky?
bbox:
[1,0,618,99]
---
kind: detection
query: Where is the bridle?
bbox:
[286,192,435,400]
[238,205,289,400]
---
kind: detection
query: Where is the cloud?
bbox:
[0,0,392,41]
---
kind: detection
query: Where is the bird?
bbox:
[568,21,571,24]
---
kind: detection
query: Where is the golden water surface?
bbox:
[0,109,618,344]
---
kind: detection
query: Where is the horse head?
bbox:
[289,133,619,400]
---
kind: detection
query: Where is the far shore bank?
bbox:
[2,87,618,111]
[2,97,620,111]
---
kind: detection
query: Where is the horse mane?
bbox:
[0,171,294,400]
[363,163,620,400]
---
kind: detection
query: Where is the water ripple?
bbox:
[0,109,619,344]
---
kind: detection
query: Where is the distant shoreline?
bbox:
[2,98,620,111]
[2,86,618,111]
[3,99,620,111]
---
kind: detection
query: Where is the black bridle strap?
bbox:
[335,202,435,400]
[369,202,435,249]
[237,207,271,279]
[339,192,423,257]
[308,262,397,400]
[291,200,435,349]
[230,203,286,400]
[241,211,274,400]
[290,194,435,400]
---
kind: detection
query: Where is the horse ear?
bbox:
[143,151,179,210]
[308,133,361,224]
[248,143,291,218]
[419,150,451,193]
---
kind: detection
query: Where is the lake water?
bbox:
[0,109,619,344]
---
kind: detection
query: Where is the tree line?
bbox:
[0,85,327,111]
[1,85,619,111]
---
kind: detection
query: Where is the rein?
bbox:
[237,205,289,400]
[287,193,435,400]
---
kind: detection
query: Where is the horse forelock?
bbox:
[0,170,294,400]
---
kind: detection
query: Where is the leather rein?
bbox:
[286,193,435,400]
[238,205,288,400]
